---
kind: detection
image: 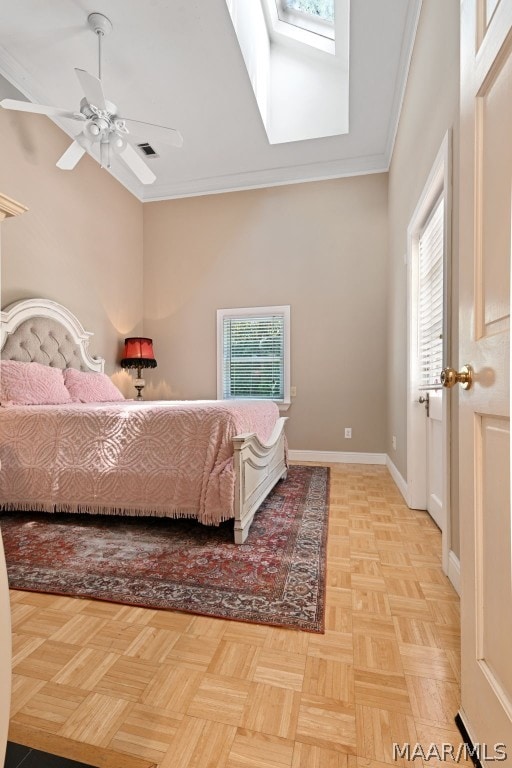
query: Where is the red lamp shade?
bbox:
[120,337,157,370]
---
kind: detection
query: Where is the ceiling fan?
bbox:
[0,12,183,185]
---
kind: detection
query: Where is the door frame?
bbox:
[406,131,453,581]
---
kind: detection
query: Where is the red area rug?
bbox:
[1,465,329,632]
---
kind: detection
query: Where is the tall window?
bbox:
[418,196,444,388]
[217,306,290,405]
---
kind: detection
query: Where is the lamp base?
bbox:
[134,377,145,400]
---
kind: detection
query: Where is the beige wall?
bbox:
[387,0,460,551]
[0,76,144,374]
[143,176,388,452]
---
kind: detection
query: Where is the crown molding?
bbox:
[0,193,28,220]
[140,153,390,202]
[384,0,423,166]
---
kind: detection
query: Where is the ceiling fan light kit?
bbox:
[0,11,183,185]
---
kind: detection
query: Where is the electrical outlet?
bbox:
[290,386,297,397]
[345,427,352,439]
[392,435,396,450]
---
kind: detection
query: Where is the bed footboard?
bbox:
[232,416,288,544]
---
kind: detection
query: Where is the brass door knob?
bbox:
[440,364,473,390]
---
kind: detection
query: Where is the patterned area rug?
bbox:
[1,465,329,632]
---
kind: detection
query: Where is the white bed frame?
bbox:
[0,298,288,544]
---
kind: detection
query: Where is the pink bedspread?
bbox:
[0,399,279,524]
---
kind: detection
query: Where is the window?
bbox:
[275,0,335,39]
[279,0,334,22]
[418,195,444,389]
[217,306,290,407]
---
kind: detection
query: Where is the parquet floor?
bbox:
[7,464,467,768]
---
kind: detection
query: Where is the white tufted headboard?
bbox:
[0,298,104,372]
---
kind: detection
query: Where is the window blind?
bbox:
[418,196,444,389]
[222,314,285,399]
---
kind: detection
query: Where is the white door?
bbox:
[420,194,445,533]
[426,390,443,530]
[408,157,449,564]
[456,0,512,749]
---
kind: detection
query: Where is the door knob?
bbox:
[440,364,473,390]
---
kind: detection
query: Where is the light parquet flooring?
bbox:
[7,464,468,768]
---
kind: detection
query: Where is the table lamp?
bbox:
[120,337,157,399]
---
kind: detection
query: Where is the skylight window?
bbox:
[282,0,334,22]
[276,0,335,39]
[225,0,349,144]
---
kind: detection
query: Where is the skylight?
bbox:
[224,0,349,144]
[276,0,335,39]
[282,0,334,22]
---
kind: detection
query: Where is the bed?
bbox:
[0,298,288,543]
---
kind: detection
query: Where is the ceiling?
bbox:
[0,0,421,202]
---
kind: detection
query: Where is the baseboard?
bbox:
[385,455,408,502]
[288,450,386,465]
[448,550,461,595]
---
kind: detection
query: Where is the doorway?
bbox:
[406,132,454,584]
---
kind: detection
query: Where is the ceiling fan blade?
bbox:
[56,140,87,170]
[118,143,156,185]
[0,98,84,121]
[121,117,183,148]
[75,68,107,111]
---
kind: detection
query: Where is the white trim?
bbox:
[384,0,423,167]
[217,305,290,405]
[385,455,408,503]
[406,130,452,575]
[288,450,386,465]
[0,298,104,372]
[142,156,389,202]
[448,550,461,596]
[407,131,450,506]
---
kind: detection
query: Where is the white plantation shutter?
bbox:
[418,196,444,388]
[222,312,286,400]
